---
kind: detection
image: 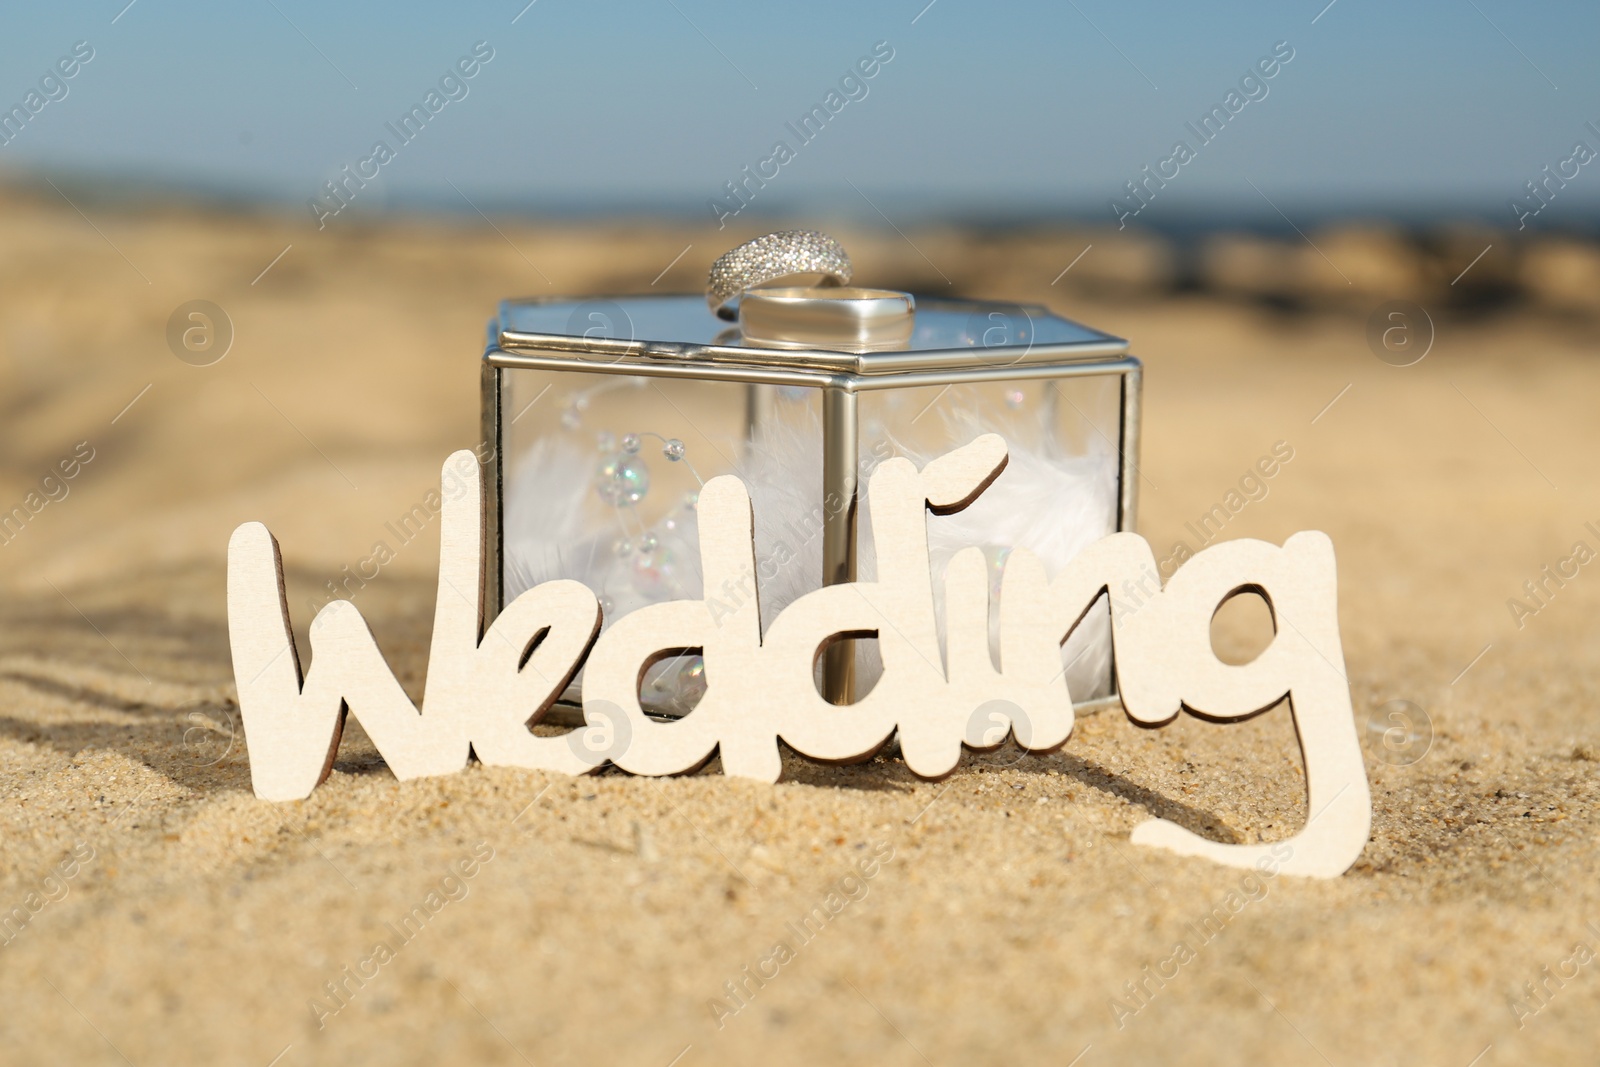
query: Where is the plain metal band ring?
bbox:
[706,230,853,320]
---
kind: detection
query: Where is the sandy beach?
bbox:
[0,189,1596,1065]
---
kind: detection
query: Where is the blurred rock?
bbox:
[1297,227,1425,303]
[1521,238,1600,313]
[1199,234,1299,302]
[1421,226,1518,308]
[1068,229,1177,295]
[1201,227,1425,307]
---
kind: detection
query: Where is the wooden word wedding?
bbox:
[227,435,1372,878]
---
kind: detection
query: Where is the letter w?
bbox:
[227,451,601,800]
[228,523,468,800]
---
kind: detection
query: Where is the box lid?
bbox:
[491,294,1128,377]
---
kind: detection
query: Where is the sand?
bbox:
[0,193,1596,1065]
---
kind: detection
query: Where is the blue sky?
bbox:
[2,0,1598,228]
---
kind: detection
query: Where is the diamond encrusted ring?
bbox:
[706,230,853,320]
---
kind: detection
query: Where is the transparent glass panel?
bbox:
[855,374,1121,701]
[501,368,824,714]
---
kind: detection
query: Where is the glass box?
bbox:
[480,294,1140,719]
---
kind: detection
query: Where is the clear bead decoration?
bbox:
[594,453,649,506]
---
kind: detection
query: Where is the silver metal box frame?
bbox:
[480,294,1142,715]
